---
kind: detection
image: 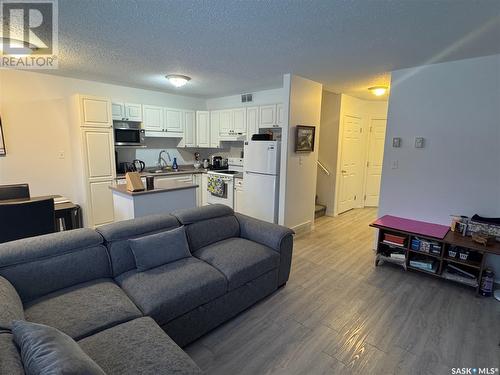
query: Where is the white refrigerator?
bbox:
[242,140,280,223]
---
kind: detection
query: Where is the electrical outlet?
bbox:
[415,137,425,148]
[392,137,401,148]
[57,151,65,159]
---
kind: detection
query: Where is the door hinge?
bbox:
[366,161,369,167]
[360,128,363,133]
[364,194,367,201]
[354,195,357,201]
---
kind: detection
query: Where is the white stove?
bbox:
[206,158,243,208]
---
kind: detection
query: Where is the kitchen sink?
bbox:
[147,169,185,174]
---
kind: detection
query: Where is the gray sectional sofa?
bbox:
[0,204,294,374]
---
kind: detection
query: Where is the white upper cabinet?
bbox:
[165,108,184,133]
[219,110,233,136]
[142,105,164,132]
[124,103,142,122]
[233,108,246,135]
[277,103,285,127]
[259,104,277,128]
[246,106,259,141]
[196,111,210,148]
[81,96,111,127]
[210,111,220,148]
[112,102,142,121]
[183,110,196,147]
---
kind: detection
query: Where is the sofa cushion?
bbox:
[130,226,191,272]
[0,228,110,303]
[173,205,240,252]
[12,320,106,375]
[0,276,24,331]
[24,279,142,340]
[79,317,201,375]
[0,333,24,375]
[194,237,280,291]
[116,257,227,326]
[97,213,180,277]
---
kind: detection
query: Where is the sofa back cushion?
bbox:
[172,204,240,252]
[0,229,109,303]
[97,213,180,276]
[0,276,24,331]
[129,226,191,272]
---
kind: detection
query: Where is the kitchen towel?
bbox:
[207,175,225,197]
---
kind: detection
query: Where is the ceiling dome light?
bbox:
[368,86,388,96]
[165,74,191,88]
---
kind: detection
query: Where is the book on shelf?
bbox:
[442,270,478,287]
[409,259,436,272]
[390,253,406,260]
[383,233,406,246]
[382,240,406,247]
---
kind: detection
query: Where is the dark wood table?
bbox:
[0,195,82,231]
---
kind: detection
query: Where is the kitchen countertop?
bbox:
[115,165,208,179]
[109,181,198,196]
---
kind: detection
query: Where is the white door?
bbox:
[82,129,115,179]
[81,96,111,127]
[196,111,210,147]
[165,108,183,132]
[210,111,220,148]
[242,172,277,223]
[244,141,278,175]
[233,108,246,134]
[276,103,284,127]
[183,111,196,147]
[112,102,125,120]
[259,105,276,128]
[246,106,259,141]
[364,118,387,207]
[219,110,233,135]
[201,174,209,205]
[337,115,363,214]
[143,105,164,132]
[124,103,142,122]
[89,180,115,226]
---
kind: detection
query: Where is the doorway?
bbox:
[364,118,387,207]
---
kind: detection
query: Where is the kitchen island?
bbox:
[110,180,198,221]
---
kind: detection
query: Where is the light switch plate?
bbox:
[415,137,425,148]
[392,137,401,148]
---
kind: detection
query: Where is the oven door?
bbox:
[114,128,145,146]
[207,175,234,208]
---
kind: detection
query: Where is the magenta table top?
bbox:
[372,215,450,240]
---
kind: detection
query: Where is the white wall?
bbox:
[206,88,284,110]
[0,70,205,202]
[379,54,500,279]
[316,90,341,214]
[282,75,323,232]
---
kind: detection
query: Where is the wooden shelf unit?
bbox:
[371,220,500,295]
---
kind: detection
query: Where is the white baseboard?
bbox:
[291,221,312,234]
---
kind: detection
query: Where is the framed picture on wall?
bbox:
[0,117,5,156]
[295,125,315,152]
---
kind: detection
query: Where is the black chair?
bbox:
[0,198,55,243]
[0,184,30,200]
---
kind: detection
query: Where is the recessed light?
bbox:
[165,74,191,88]
[368,86,388,96]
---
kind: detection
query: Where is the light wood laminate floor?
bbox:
[186,208,500,374]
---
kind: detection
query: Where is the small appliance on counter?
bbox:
[202,158,210,169]
[117,159,145,174]
[211,156,228,170]
[113,121,145,147]
[132,159,145,173]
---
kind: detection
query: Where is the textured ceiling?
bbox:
[49,0,500,99]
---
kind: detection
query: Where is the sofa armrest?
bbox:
[0,276,24,331]
[235,213,294,286]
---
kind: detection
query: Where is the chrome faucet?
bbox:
[158,150,172,169]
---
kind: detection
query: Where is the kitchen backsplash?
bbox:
[116,137,243,168]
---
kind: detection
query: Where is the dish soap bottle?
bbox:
[172,157,178,172]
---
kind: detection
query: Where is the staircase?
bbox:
[315,195,326,219]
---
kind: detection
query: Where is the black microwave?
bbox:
[113,121,145,146]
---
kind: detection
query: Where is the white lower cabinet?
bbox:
[89,180,115,226]
[201,174,208,206]
[193,174,202,206]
